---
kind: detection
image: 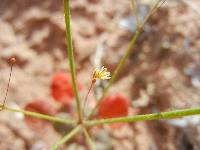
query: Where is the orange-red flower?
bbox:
[51,72,83,104]
[98,93,129,129]
[24,99,55,129]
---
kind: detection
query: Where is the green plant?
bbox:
[1,0,200,149]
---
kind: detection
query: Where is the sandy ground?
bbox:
[0,0,200,149]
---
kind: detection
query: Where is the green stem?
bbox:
[88,0,165,119]
[83,128,96,150]
[0,104,75,125]
[63,0,83,122]
[87,31,140,118]
[86,108,200,126]
[50,126,81,150]
[130,0,141,27]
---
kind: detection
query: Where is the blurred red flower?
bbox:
[98,93,129,129]
[51,72,83,105]
[24,99,55,129]
[98,93,129,119]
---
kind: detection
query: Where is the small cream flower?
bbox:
[93,66,111,80]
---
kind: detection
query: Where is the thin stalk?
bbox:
[83,128,96,150]
[139,0,167,29]
[83,82,95,117]
[0,104,75,125]
[86,108,200,126]
[88,0,166,119]
[3,60,14,105]
[63,0,82,122]
[50,126,81,150]
[130,0,141,27]
[87,30,139,118]
[107,0,165,92]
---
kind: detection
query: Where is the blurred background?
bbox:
[0,0,200,149]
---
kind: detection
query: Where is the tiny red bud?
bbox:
[10,57,16,65]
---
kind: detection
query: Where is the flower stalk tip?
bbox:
[92,66,111,82]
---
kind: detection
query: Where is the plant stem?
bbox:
[83,128,96,150]
[0,104,75,125]
[86,108,200,126]
[83,82,94,117]
[88,0,166,119]
[87,31,140,119]
[50,126,81,150]
[63,0,83,123]
[3,61,14,105]
[130,0,141,27]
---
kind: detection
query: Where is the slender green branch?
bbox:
[0,104,75,125]
[83,128,96,150]
[88,0,166,119]
[140,0,167,29]
[86,108,200,126]
[63,0,83,122]
[106,0,164,94]
[87,30,140,118]
[130,0,141,27]
[50,126,81,150]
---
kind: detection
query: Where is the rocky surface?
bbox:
[0,0,200,149]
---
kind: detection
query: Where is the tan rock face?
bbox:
[0,0,200,149]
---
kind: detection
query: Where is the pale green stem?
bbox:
[139,0,167,29]
[0,104,75,125]
[130,0,141,27]
[83,128,96,150]
[87,30,140,119]
[63,0,83,122]
[50,126,81,150]
[86,108,200,126]
[88,0,166,119]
